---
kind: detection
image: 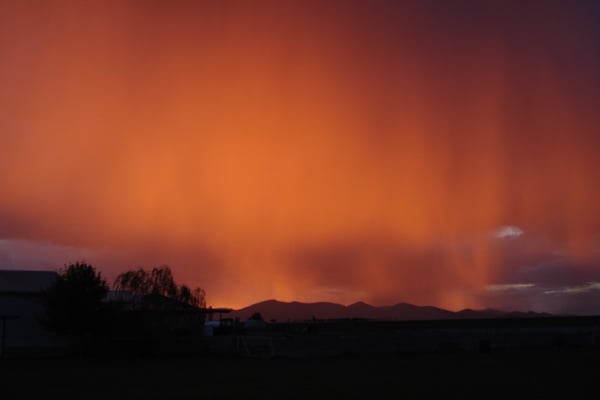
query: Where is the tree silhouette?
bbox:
[249,312,264,321]
[149,265,177,297]
[112,268,152,297]
[113,265,205,308]
[42,261,109,351]
[177,285,206,308]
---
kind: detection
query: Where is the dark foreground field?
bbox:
[1,348,599,399]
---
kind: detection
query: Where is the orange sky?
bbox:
[1,1,600,313]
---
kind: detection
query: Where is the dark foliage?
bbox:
[41,261,109,337]
[249,312,264,321]
[113,265,205,308]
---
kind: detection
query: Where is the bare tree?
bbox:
[113,268,152,296]
[149,265,177,297]
[113,265,205,308]
[178,285,206,308]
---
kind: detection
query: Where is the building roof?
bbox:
[104,290,141,303]
[0,270,58,294]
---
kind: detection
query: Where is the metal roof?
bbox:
[0,270,58,294]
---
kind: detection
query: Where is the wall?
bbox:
[0,293,66,356]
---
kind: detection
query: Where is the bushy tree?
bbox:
[42,261,109,338]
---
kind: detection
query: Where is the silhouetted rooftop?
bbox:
[104,290,141,303]
[0,270,58,294]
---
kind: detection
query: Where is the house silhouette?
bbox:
[0,270,66,356]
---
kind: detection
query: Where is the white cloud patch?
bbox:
[544,282,600,295]
[486,283,535,292]
[494,225,524,239]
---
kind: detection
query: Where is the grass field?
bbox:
[1,348,599,399]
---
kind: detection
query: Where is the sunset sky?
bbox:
[1,0,600,314]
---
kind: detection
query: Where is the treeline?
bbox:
[42,261,208,357]
[114,266,205,308]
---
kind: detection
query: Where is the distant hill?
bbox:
[230,299,551,322]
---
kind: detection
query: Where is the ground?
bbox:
[1,348,598,399]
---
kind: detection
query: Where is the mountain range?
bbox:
[230,299,551,322]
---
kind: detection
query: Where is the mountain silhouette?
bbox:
[230,299,551,322]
